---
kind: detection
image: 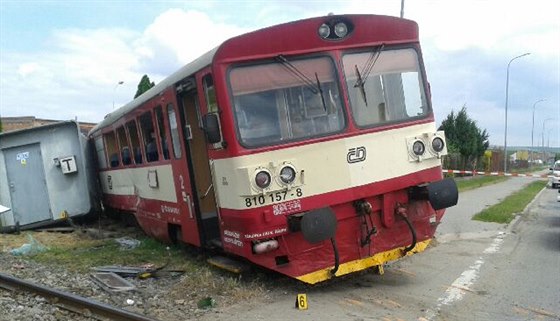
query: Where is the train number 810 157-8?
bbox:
[245,188,303,208]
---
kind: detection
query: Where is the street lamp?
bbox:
[541,118,554,148]
[531,99,546,165]
[113,81,124,110]
[503,52,530,172]
[541,118,555,163]
[547,128,554,149]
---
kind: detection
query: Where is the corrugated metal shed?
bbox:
[0,120,99,231]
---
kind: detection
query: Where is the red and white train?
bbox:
[89,14,458,284]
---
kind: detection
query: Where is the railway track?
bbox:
[0,272,160,321]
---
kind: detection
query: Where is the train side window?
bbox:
[103,131,120,168]
[155,106,170,160]
[203,75,218,113]
[126,120,143,164]
[116,126,131,166]
[167,103,182,158]
[94,136,107,169]
[139,111,159,162]
[203,74,224,147]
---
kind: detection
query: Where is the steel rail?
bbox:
[0,272,160,321]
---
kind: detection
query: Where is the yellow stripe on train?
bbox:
[296,239,431,284]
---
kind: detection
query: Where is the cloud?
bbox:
[0,9,247,123]
[1,26,142,121]
[134,9,248,75]
[17,62,40,77]
[1,2,558,147]
[50,28,140,84]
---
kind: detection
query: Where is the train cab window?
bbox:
[94,136,107,169]
[229,56,345,147]
[126,120,143,164]
[103,131,120,168]
[342,48,428,127]
[167,103,182,158]
[139,111,159,162]
[116,126,131,166]
[155,106,170,160]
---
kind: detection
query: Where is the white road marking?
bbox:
[423,232,506,320]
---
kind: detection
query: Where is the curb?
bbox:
[506,186,547,233]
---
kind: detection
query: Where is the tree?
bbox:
[438,105,489,170]
[134,75,155,99]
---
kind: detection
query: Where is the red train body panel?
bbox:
[89,14,457,283]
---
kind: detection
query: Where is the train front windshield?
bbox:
[342,48,429,127]
[229,56,345,147]
[228,48,428,147]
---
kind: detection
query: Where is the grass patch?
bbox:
[14,231,268,310]
[512,165,547,174]
[472,180,547,223]
[454,176,510,192]
[32,236,197,273]
[29,233,268,308]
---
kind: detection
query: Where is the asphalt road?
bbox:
[445,186,560,320]
[201,179,559,321]
[436,176,535,241]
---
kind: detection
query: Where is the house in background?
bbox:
[1,116,96,136]
[509,150,529,162]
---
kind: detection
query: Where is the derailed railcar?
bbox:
[90,14,458,283]
[0,121,99,232]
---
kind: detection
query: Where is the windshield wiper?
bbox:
[276,55,319,94]
[276,55,327,111]
[315,72,327,111]
[353,44,385,106]
[354,65,368,106]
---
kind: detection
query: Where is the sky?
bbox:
[1,0,559,148]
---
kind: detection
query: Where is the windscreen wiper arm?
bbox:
[358,44,385,86]
[354,65,368,106]
[315,72,327,111]
[276,55,327,111]
[276,55,319,94]
[353,44,385,107]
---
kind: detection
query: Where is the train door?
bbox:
[156,91,203,247]
[177,75,220,247]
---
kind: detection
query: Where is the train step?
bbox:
[207,238,223,249]
[207,256,249,274]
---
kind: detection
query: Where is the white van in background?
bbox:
[549,160,560,189]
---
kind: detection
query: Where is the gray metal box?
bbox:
[0,121,99,231]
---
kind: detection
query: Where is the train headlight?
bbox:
[318,18,353,40]
[279,166,296,184]
[334,22,348,38]
[318,23,330,39]
[431,137,445,153]
[255,170,271,189]
[412,140,425,156]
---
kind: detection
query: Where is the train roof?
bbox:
[214,14,418,63]
[90,47,218,136]
[90,14,418,136]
